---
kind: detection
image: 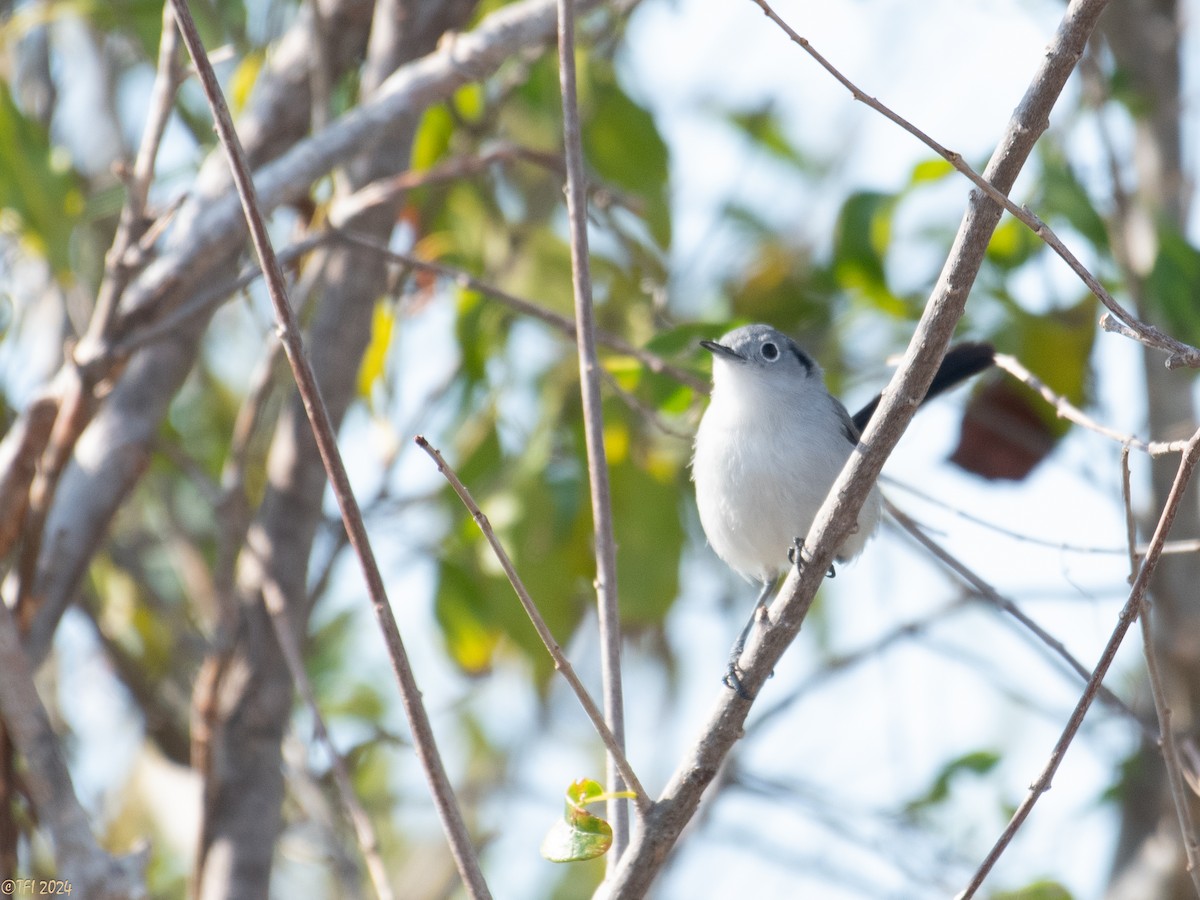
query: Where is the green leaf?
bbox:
[832,191,907,314]
[582,62,671,248]
[411,104,456,172]
[1000,296,1096,438]
[609,430,684,626]
[906,749,1000,813]
[908,157,956,185]
[0,81,84,277]
[727,240,836,329]
[229,48,265,115]
[1145,223,1200,347]
[992,881,1074,900]
[435,560,503,676]
[986,216,1041,272]
[540,778,635,863]
[356,300,396,405]
[75,0,166,56]
[724,104,811,170]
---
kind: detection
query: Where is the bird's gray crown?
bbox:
[701,324,816,375]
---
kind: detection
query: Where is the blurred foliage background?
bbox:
[0,0,1197,898]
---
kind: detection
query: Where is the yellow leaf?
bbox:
[230,50,265,115]
[356,300,395,404]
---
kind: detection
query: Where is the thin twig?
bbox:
[749,599,969,734]
[994,354,1188,456]
[333,230,708,392]
[885,500,1152,739]
[882,477,1200,560]
[168,2,492,897]
[83,0,184,352]
[750,0,1200,370]
[330,142,548,225]
[599,367,695,441]
[1121,445,1139,582]
[959,425,1200,898]
[415,436,649,810]
[1122,449,1200,886]
[555,0,629,860]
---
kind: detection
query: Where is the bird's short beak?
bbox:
[700,340,743,361]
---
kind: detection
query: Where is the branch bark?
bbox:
[19,0,377,665]
[0,601,147,898]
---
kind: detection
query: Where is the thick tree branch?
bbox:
[20,0,377,665]
[21,0,600,666]
[0,601,147,898]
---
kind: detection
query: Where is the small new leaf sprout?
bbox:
[540,778,638,863]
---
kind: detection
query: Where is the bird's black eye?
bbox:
[760,341,779,361]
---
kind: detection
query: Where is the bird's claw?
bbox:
[788,537,836,578]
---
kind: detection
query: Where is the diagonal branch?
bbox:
[960,426,1200,898]
[885,500,1151,737]
[750,0,1200,370]
[1121,447,1200,890]
[416,436,649,809]
[334,230,708,392]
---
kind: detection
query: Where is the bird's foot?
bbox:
[788,537,836,578]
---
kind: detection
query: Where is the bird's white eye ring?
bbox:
[760,341,779,361]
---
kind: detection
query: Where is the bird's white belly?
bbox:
[693,410,880,582]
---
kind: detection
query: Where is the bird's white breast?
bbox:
[693,367,881,582]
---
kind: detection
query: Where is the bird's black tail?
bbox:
[851,341,995,433]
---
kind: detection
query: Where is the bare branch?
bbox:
[1122,449,1200,888]
[960,425,1200,897]
[168,1,491,896]
[883,477,1200,560]
[555,0,629,860]
[331,141,550,225]
[86,0,184,349]
[259,578,395,900]
[885,500,1151,738]
[415,436,650,809]
[23,0,575,667]
[749,0,1200,370]
[102,0,609,346]
[994,353,1188,456]
[0,397,57,559]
